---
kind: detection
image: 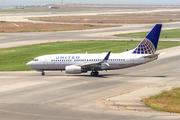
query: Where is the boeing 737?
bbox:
[27,24,163,76]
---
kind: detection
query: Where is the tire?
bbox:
[96,72,99,76]
[91,71,99,76]
[42,72,45,76]
[91,72,95,76]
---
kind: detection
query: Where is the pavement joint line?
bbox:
[97,84,180,115]
[120,59,180,77]
[0,109,101,120]
[0,83,85,104]
[0,77,104,104]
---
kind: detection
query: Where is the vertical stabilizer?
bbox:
[132,24,162,54]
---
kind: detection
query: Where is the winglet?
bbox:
[104,51,111,60]
[102,51,111,63]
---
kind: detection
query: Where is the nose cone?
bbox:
[26,61,32,67]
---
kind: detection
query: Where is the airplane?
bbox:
[27,24,163,76]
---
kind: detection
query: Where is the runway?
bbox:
[0,22,180,48]
[0,46,180,120]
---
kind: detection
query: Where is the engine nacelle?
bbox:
[65,65,82,74]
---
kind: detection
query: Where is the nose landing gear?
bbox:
[41,71,45,76]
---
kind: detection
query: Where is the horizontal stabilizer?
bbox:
[158,52,166,57]
[143,54,160,58]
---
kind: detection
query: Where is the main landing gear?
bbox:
[91,71,99,76]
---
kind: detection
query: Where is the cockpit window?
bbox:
[33,59,39,61]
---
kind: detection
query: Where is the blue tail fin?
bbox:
[132,24,162,54]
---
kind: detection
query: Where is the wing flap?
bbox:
[143,53,160,58]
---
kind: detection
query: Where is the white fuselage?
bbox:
[26,24,162,76]
[27,51,158,72]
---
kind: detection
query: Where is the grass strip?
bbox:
[115,29,180,38]
[0,40,180,71]
[142,88,180,113]
[0,8,88,14]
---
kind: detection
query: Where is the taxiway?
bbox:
[1,22,180,48]
[1,8,180,119]
[0,46,180,120]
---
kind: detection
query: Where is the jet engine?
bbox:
[65,65,82,74]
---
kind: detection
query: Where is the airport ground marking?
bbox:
[98,85,180,115]
[97,86,147,110]
[1,57,179,104]
[6,56,177,109]
[97,59,180,115]
[0,55,180,116]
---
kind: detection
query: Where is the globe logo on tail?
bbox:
[133,38,156,54]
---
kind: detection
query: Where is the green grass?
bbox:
[142,88,180,113]
[115,29,180,38]
[1,40,180,71]
[0,8,101,14]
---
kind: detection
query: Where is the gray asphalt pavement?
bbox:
[0,46,180,120]
[0,22,180,48]
[0,12,180,120]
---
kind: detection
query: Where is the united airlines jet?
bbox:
[27,24,163,76]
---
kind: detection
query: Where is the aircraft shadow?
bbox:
[120,75,167,78]
[44,74,167,78]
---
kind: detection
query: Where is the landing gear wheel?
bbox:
[91,71,99,76]
[95,71,99,76]
[91,72,95,76]
[42,72,45,76]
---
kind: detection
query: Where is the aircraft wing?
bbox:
[80,51,111,69]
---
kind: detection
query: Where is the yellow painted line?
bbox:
[97,86,147,112]
[1,55,179,116]
[97,59,180,115]
[97,99,111,109]
[101,86,148,100]
[98,85,180,115]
